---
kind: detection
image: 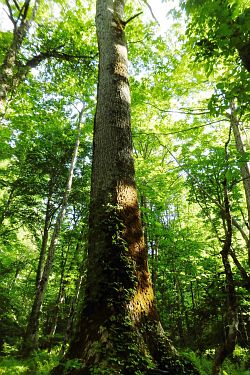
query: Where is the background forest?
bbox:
[0,0,249,374]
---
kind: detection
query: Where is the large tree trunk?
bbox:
[51,1,199,374]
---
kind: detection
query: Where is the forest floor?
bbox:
[0,347,249,375]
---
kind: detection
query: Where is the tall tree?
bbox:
[0,0,40,110]
[212,176,238,375]
[52,0,199,374]
[0,0,96,115]
[22,107,84,355]
[229,101,250,264]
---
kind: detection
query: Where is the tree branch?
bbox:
[13,0,21,12]
[152,137,249,246]
[19,0,30,23]
[140,0,160,25]
[4,0,16,27]
[124,11,143,26]
[133,119,228,137]
[144,101,211,116]
[25,50,97,68]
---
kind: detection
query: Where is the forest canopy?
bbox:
[0,0,249,374]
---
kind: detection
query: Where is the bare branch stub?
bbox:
[141,0,160,25]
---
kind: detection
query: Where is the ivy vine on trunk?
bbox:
[51,1,200,374]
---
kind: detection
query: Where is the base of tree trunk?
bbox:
[51,355,199,375]
[50,210,200,375]
[51,313,200,375]
[21,333,38,358]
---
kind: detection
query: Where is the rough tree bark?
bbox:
[51,1,199,374]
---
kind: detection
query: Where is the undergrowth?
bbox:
[183,346,250,375]
[0,344,60,375]
[0,344,249,374]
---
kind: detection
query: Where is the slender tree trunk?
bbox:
[60,228,87,356]
[212,178,238,375]
[140,194,149,251]
[51,1,199,374]
[36,190,54,289]
[9,264,21,290]
[60,273,85,356]
[22,113,83,355]
[150,239,159,289]
[0,185,15,226]
[47,246,69,353]
[229,248,250,290]
[175,278,185,346]
[0,0,40,112]
[230,101,250,264]
[190,281,195,310]
[177,277,188,346]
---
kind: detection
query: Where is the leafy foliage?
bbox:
[0,0,249,373]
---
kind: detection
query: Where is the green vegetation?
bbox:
[0,346,59,374]
[0,347,249,375]
[0,0,249,374]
